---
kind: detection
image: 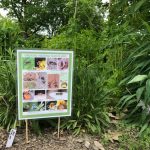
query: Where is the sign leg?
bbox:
[25,119,29,143]
[58,117,60,139]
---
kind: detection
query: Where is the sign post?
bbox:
[25,119,29,143]
[17,49,73,140]
[58,117,60,139]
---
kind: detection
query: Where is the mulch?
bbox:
[0,128,100,150]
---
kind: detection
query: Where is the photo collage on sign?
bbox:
[22,57,69,113]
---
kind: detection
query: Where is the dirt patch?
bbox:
[0,128,102,150]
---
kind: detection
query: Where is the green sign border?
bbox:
[17,49,74,120]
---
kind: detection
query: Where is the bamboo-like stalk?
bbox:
[109,0,111,8]
[73,0,78,54]
[74,0,78,19]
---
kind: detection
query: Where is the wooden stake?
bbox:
[25,119,29,143]
[57,117,60,139]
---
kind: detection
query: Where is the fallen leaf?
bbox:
[76,139,83,143]
[111,132,122,141]
[52,132,57,136]
[59,137,67,141]
[105,131,122,143]
[110,120,118,124]
[94,141,105,150]
[93,145,99,150]
[108,113,120,120]
[120,113,126,119]
[107,130,111,134]
[85,141,90,149]
[123,109,128,112]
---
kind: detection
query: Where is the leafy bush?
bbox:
[0,17,20,57]
[42,29,113,134]
[0,18,44,132]
[62,60,110,135]
[0,49,17,130]
[1,0,149,136]
[118,20,150,134]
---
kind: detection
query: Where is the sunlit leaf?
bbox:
[128,75,148,84]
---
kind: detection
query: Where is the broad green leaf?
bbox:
[66,123,72,129]
[123,99,137,109]
[73,121,77,129]
[128,75,148,84]
[119,76,131,86]
[138,122,149,136]
[136,86,145,100]
[90,124,97,133]
[142,20,150,33]
[73,127,80,136]
[128,104,141,118]
[68,120,76,123]
[86,114,93,119]
[145,79,150,99]
[120,94,136,108]
[137,101,146,109]
[134,0,146,12]
[77,110,80,118]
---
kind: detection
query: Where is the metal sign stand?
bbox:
[25,119,29,143]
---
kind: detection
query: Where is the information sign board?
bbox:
[17,49,73,120]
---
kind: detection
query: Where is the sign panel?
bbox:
[17,49,73,120]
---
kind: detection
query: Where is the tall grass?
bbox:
[0,49,17,130]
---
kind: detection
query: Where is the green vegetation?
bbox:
[101,120,150,150]
[0,0,150,148]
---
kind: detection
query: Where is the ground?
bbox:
[1,128,99,150]
[1,120,150,150]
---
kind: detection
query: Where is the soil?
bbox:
[0,128,103,150]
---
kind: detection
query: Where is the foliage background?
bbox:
[0,0,150,136]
